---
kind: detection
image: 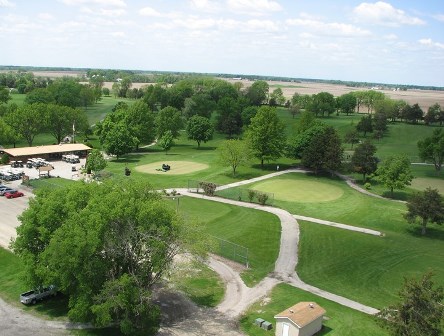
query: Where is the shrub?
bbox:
[198,182,217,196]
[248,190,256,202]
[257,193,269,205]
[364,182,371,190]
[1,153,9,165]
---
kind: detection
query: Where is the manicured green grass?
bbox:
[104,131,295,189]
[252,176,344,202]
[177,197,281,286]
[225,172,444,308]
[410,177,444,193]
[27,177,78,190]
[85,96,135,125]
[168,260,224,307]
[240,283,387,336]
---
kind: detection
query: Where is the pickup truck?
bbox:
[20,285,57,305]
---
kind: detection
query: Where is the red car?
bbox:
[5,191,24,199]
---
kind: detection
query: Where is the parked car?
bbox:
[20,285,57,305]
[0,187,16,196]
[5,190,24,199]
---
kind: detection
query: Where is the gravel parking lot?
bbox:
[0,159,86,249]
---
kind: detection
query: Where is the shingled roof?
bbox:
[274,302,326,328]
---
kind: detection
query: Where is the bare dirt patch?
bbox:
[135,161,209,175]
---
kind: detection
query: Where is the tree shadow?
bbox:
[193,146,217,151]
[33,294,69,318]
[381,190,409,201]
[406,226,444,241]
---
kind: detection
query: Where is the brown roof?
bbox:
[275,302,326,328]
[3,144,91,157]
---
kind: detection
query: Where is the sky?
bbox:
[0,0,443,86]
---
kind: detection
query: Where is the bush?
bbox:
[1,153,9,165]
[248,190,256,202]
[364,182,371,190]
[198,182,217,196]
[257,193,269,205]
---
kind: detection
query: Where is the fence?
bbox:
[211,236,249,268]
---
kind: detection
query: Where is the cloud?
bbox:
[227,0,282,16]
[0,0,14,7]
[383,33,397,40]
[433,14,444,22]
[38,13,54,20]
[190,0,220,12]
[60,0,126,7]
[139,7,179,19]
[99,8,126,17]
[110,31,125,37]
[419,38,444,50]
[286,18,371,37]
[353,1,425,27]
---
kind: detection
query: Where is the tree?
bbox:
[375,155,413,198]
[6,103,46,146]
[11,180,196,335]
[245,80,269,106]
[86,149,107,176]
[0,118,19,147]
[418,129,444,173]
[374,110,388,136]
[218,139,251,176]
[356,115,373,136]
[344,129,360,149]
[378,272,444,336]
[241,106,258,127]
[301,126,343,174]
[186,115,213,148]
[126,101,155,150]
[287,122,326,159]
[308,92,335,117]
[404,188,444,235]
[158,130,174,154]
[215,97,242,137]
[337,93,357,115]
[101,121,138,159]
[102,87,110,96]
[43,104,87,144]
[351,140,378,182]
[403,104,423,124]
[424,103,441,125]
[270,87,285,106]
[0,86,11,104]
[156,106,183,139]
[245,106,286,168]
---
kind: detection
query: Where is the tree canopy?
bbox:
[11,180,201,335]
[404,187,444,235]
[156,106,183,139]
[186,115,213,148]
[86,149,107,175]
[351,140,378,182]
[418,129,444,172]
[378,272,444,336]
[245,106,286,168]
[218,139,251,176]
[375,155,413,197]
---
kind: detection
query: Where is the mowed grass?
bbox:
[135,161,209,175]
[240,283,387,336]
[252,177,344,202]
[177,196,281,286]
[410,177,444,193]
[230,172,444,308]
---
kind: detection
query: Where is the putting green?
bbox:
[411,177,444,193]
[253,178,344,202]
[135,161,209,175]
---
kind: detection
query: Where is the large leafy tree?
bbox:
[301,126,343,175]
[375,155,413,198]
[287,121,326,159]
[11,180,197,335]
[337,93,357,115]
[186,115,213,148]
[85,149,107,176]
[158,130,174,154]
[125,101,155,150]
[215,97,242,137]
[44,104,88,144]
[5,103,46,146]
[245,106,286,168]
[101,121,138,159]
[308,92,335,117]
[0,117,19,147]
[378,272,444,336]
[269,87,285,106]
[0,85,11,104]
[351,140,378,182]
[356,115,373,137]
[156,106,183,139]
[218,139,251,176]
[404,188,444,235]
[245,80,269,106]
[418,129,444,172]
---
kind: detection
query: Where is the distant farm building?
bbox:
[2,144,91,162]
[274,302,326,336]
